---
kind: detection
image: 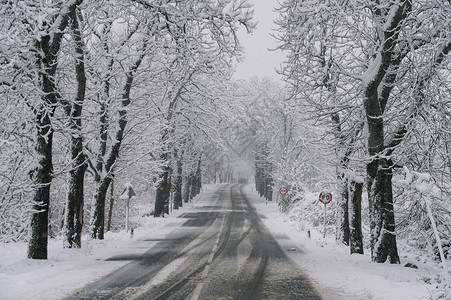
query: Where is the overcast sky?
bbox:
[233,0,285,81]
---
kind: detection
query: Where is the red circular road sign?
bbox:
[170,184,177,193]
[319,192,332,204]
[279,187,288,195]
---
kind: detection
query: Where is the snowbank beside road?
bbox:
[242,184,447,300]
[0,184,447,300]
[0,199,191,300]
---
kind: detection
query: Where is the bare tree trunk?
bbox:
[28,111,53,259]
[367,159,399,263]
[92,179,111,239]
[349,180,363,254]
[107,178,114,232]
[63,11,87,249]
[174,157,183,209]
[165,166,172,215]
[91,43,146,238]
[183,175,192,203]
[155,158,170,217]
[338,179,350,246]
[361,0,411,264]
[28,1,83,258]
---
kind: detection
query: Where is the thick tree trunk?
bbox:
[191,158,202,198]
[107,179,114,232]
[361,0,411,264]
[174,158,183,209]
[365,89,400,263]
[183,175,192,203]
[64,153,86,248]
[265,176,273,201]
[63,12,87,249]
[28,112,53,259]
[367,159,399,263]
[155,163,170,217]
[91,47,145,237]
[338,179,350,246]
[349,180,363,254]
[165,167,172,215]
[27,0,83,260]
[91,179,111,239]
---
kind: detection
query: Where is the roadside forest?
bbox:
[0,1,450,290]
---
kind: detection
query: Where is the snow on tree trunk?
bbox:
[183,175,192,203]
[349,180,363,254]
[165,166,172,215]
[337,178,350,246]
[27,0,84,260]
[367,159,400,263]
[63,11,87,248]
[155,159,170,217]
[28,112,53,259]
[174,157,183,209]
[107,178,114,232]
[91,179,111,239]
[64,155,86,248]
[90,45,145,236]
[191,157,202,198]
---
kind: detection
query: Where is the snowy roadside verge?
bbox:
[0,185,216,300]
[242,184,446,300]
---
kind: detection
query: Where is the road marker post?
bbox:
[319,192,332,238]
[120,183,136,232]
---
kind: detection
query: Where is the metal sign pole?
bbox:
[323,203,326,238]
[126,196,130,232]
[319,192,332,239]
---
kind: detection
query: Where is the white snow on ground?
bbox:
[241,185,449,300]
[0,184,447,300]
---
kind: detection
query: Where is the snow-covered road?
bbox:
[0,183,442,300]
[66,184,321,299]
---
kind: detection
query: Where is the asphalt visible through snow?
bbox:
[67,184,322,300]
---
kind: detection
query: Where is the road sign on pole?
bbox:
[279,187,288,195]
[319,192,332,204]
[120,183,136,232]
[319,192,332,238]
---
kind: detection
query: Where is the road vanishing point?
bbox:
[68,184,322,300]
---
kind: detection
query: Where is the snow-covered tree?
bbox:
[0,0,84,259]
[276,0,450,263]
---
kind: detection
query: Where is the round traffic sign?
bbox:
[279,187,288,195]
[170,184,177,193]
[319,192,332,204]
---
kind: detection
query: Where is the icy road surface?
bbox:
[68,184,322,300]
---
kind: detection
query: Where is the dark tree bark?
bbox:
[174,156,183,209]
[362,0,413,264]
[154,157,170,217]
[183,175,192,203]
[165,166,172,215]
[91,44,146,238]
[191,157,202,198]
[339,180,350,246]
[28,0,84,259]
[63,10,87,249]
[91,179,111,239]
[349,181,364,254]
[28,111,54,259]
[107,177,115,232]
